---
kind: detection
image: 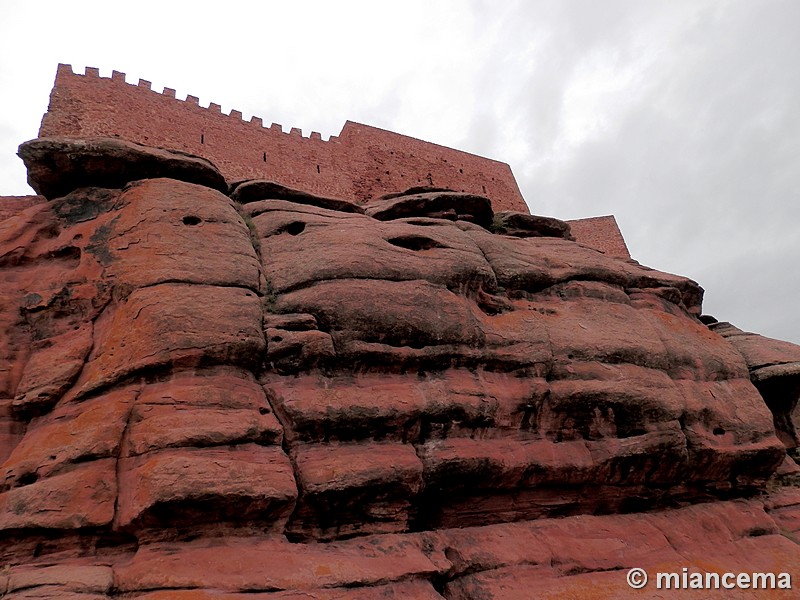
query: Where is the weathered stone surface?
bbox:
[127,404,282,455]
[73,283,265,398]
[246,200,496,294]
[114,534,442,592]
[765,487,800,535]
[230,179,365,213]
[2,387,134,488]
[4,135,800,597]
[7,565,113,595]
[288,442,423,540]
[275,278,483,350]
[713,322,800,451]
[127,370,283,454]
[492,210,574,239]
[0,399,25,465]
[98,179,261,291]
[13,325,93,414]
[265,327,336,373]
[364,190,494,228]
[0,460,116,531]
[3,590,109,600]
[463,227,703,313]
[131,581,444,599]
[115,444,297,529]
[18,137,227,199]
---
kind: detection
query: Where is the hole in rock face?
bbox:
[713,427,726,436]
[386,235,445,251]
[18,472,39,486]
[287,222,305,235]
[277,222,305,236]
[258,407,270,415]
[182,215,202,226]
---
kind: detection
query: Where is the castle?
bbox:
[2,63,630,257]
[2,63,800,598]
[40,64,527,211]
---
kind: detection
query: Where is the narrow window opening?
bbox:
[200,133,205,144]
[482,185,487,193]
[263,152,267,162]
[316,165,320,174]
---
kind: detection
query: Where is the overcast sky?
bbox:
[1,1,798,344]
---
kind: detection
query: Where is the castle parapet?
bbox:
[38,64,527,210]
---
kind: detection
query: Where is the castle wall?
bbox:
[34,65,633,258]
[39,65,527,211]
[567,215,631,258]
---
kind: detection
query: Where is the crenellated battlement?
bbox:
[39,64,527,209]
[55,64,333,142]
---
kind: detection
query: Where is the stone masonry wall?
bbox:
[567,215,631,258]
[38,65,527,211]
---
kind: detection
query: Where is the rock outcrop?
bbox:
[712,322,800,454]
[2,137,799,598]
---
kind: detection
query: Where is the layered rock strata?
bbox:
[1,137,799,598]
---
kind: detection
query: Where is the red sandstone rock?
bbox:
[131,581,444,599]
[125,369,283,453]
[244,200,496,295]
[72,283,265,398]
[265,327,336,373]
[98,178,262,291]
[492,210,574,239]
[115,444,296,529]
[230,179,365,213]
[114,534,442,592]
[6,565,113,596]
[288,441,423,540]
[18,137,227,199]
[0,460,116,531]
[712,322,800,452]
[275,279,484,350]
[3,128,800,598]
[364,190,494,228]
[12,325,93,415]
[463,226,703,313]
[2,387,134,488]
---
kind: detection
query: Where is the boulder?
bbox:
[364,191,494,229]
[712,322,800,450]
[18,137,227,199]
[492,210,574,240]
[230,179,364,213]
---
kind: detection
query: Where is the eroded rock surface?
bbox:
[713,322,800,454]
[1,137,799,598]
[18,137,227,199]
